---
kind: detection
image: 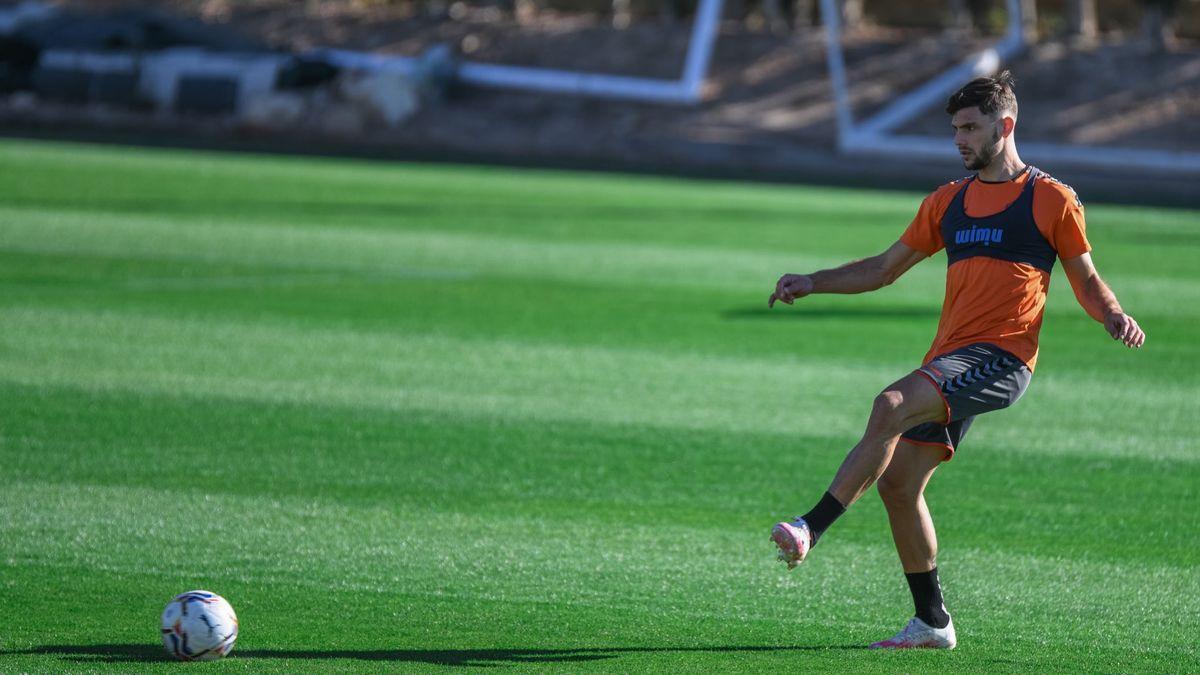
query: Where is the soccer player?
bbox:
[767,71,1146,649]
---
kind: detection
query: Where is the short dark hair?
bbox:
[945,70,1018,117]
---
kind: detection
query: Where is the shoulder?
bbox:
[932,175,972,200]
[922,176,971,212]
[1030,170,1090,251]
[1033,171,1083,210]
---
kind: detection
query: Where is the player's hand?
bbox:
[769,274,814,308]
[1104,311,1145,348]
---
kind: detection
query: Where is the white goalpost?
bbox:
[316,0,724,105]
[820,0,1200,173]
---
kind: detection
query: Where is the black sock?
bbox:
[905,567,951,629]
[799,491,846,548]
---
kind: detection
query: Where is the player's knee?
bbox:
[869,390,907,434]
[877,471,919,506]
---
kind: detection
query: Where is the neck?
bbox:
[977,147,1026,182]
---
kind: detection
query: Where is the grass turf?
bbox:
[0,138,1197,672]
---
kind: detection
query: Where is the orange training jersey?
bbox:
[901,168,1091,371]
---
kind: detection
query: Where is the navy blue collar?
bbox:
[974,165,1031,185]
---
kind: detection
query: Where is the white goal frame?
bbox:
[316,0,724,105]
[820,0,1200,173]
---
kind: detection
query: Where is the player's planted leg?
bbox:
[871,439,955,648]
[772,372,946,568]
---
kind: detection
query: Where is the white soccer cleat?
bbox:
[868,616,957,649]
[770,518,812,570]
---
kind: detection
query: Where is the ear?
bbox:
[999,114,1016,138]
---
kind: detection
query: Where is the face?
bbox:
[951,107,1007,171]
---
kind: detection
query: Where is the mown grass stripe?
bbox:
[1,306,1193,460]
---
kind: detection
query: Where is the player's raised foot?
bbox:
[868,616,957,649]
[770,518,812,569]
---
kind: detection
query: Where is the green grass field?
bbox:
[1,138,1197,672]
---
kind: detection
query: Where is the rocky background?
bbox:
[5,0,1200,203]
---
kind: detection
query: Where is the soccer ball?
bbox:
[160,590,239,660]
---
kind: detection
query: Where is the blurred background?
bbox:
[2,0,1199,202]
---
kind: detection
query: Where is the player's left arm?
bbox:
[1061,253,1146,349]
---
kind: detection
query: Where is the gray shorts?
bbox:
[900,343,1031,458]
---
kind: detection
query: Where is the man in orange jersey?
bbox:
[766,71,1145,649]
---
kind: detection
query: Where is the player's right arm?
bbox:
[768,240,927,308]
[769,182,952,308]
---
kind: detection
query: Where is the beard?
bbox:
[963,128,1003,171]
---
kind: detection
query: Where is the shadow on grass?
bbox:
[722,306,942,321]
[13,643,869,666]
